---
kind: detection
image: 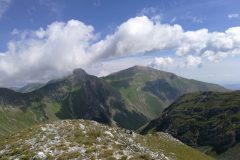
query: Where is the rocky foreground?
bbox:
[0,119,212,160]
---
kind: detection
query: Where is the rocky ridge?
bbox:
[0,119,213,160]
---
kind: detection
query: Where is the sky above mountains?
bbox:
[0,0,240,87]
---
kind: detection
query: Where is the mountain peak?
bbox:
[131,65,151,70]
[73,68,87,75]
[130,65,166,73]
[73,68,88,79]
[124,65,159,74]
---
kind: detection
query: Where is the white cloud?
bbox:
[149,55,202,69]
[185,55,202,67]
[1,16,240,86]
[228,13,239,19]
[88,56,153,77]
[0,0,11,19]
[90,16,183,59]
[0,20,96,86]
[92,56,240,85]
[92,16,240,62]
[149,57,174,69]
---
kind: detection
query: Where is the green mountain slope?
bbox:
[0,69,117,136]
[0,66,228,137]
[140,91,240,160]
[0,68,146,137]
[0,88,45,137]
[104,65,227,129]
[0,119,214,160]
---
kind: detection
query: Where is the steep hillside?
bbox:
[0,119,214,160]
[1,68,160,137]
[0,88,44,137]
[0,69,136,137]
[104,65,227,128]
[140,91,240,160]
[0,66,228,137]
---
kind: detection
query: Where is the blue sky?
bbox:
[1,0,239,51]
[0,0,240,87]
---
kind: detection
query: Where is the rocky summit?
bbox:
[0,119,213,160]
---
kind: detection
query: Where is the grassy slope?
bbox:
[0,68,142,137]
[141,91,240,160]
[104,67,164,118]
[0,66,227,137]
[0,100,62,137]
[104,66,227,125]
[0,119,214,160]
[139,133,214,160]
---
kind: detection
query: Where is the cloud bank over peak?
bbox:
[0,20,96,86]
[0,16,240,86]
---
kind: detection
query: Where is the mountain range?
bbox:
[1,65,237,160]
[104,66,227,129]
[0,66,227,138]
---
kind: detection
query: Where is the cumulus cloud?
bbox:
[228,13,239,19]
[92,16,240,62]
[0,0,11,19]
[90,16,183,59]
[149,57,174,69]
[185,55,202,67]
[0,20,96,86]
[1,15,240,86]
[149,55,202,69]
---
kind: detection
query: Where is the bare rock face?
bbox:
[73,68,87,80]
